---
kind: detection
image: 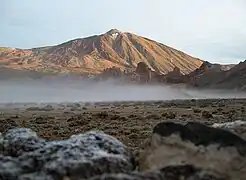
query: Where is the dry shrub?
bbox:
[193,108,202,113]
[162,112,176,119]
[202,111,213,118]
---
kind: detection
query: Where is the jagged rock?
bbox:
[136,62,149,74]
[100,67,123,79]
[87,164,229,180]
[163,66,185,84]
[135,62,152,83]
[0,128,135,180]
[139,121,246,179]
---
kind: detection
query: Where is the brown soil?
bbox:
[1,99,246,154]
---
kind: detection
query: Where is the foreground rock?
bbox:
[139,121,246,179]
[0,128,135,180]
[1,121,245,180]
[87,164,229,180]
[0,127,230,180]
[212,120,246,140]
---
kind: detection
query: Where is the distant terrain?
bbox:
[187,61,246,90]
[0,29,245,90]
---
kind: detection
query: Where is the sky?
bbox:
[0,0,246,64]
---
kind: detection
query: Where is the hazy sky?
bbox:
[1,0,246,64]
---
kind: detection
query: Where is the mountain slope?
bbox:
[189,61,245,90]
[210,61,246,90]
[0,29,203,75]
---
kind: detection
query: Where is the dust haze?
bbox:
[0,79,246,103]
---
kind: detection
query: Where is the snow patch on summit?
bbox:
[106,29,122,40]
[111,32,119,40]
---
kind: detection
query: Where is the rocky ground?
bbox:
[1,99,246,151]
[1,98,246,179]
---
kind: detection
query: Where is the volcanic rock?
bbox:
[135,62,152,83]
[138,121,246,179]
[212,120,246,140]
[163,66,185,84]
[1,128,46,157]
[0,128,135,180]
[98,66,124,80]
[87,164,229,180]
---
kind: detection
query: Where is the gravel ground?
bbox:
[1,98,246,153]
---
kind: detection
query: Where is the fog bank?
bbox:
[0,79,246,103]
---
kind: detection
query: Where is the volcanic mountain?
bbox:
[0,29,203,75]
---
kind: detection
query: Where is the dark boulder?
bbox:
[153,121,246,156]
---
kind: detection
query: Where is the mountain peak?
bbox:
[106,29,123,40]
[106,29,122,34]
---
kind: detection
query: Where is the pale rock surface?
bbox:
[138,121,246,180]
[0,128,135,180]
